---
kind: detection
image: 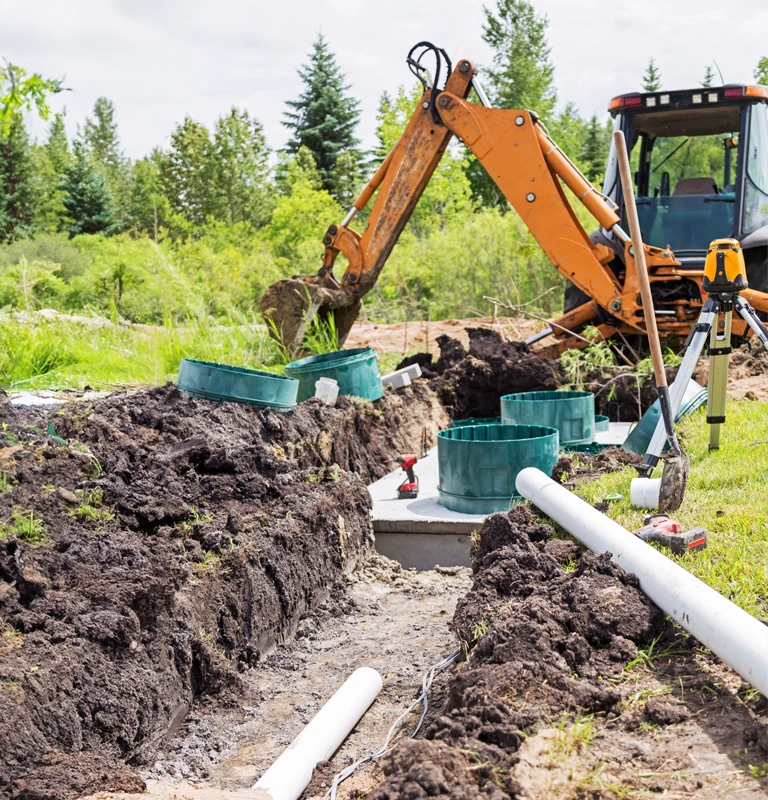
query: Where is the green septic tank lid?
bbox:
[437,422,560,514]
[622,379,707,455]
[501,389,596,447]
[177,358,298,412]
[284,347,383,402]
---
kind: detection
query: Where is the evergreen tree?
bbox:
[160,117,217,227]
[60,139,116,237]
[33,112,71,230]
[0,115,38,242]
[83,97,129,216]
[642,58,662,91]
[283,33,362,201]
[330,150,362,208]
[482,0,556,118]
[212,106,272,226]
[755,57,768,86]
[580,114,611,184]
[701,65,716,88]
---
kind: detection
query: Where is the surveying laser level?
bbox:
[638,239,768,476]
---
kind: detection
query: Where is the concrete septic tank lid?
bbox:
[437,422,560,515]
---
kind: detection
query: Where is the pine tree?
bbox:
[755,57,768,86]
[642,58,662,92]
[83,97,129,217]
[212,107,272,226]
[283,33,361,201]
[33,112,71,231]
[580,115,610,183]
[701,65,716,88]
[482,0,556,118]
[60,139,116,237]
[160,117,217,228]
[0,115,38,242]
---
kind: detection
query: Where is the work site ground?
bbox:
[1,321,767,800]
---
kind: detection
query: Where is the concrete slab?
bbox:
[594,421,635,446]
[369,447,485,535]
[367,422,635,569]
[368,447,482,570]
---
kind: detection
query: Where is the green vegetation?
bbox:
[0,508,46,543]
[69,489,114,524]
[572,401,768,617]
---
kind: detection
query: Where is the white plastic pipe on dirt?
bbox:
[252,667,383,800]
[515,468,768,697]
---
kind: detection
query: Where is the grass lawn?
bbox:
[0,316,285,391]
[571,401,768,618]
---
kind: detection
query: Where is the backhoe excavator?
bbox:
[262,42,768,358]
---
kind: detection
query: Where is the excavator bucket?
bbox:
[260,278,361,358]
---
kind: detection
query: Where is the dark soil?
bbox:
[552,446,642,488]
[370,506,668,798]
[0,382,444,799]
[399,329,563,420]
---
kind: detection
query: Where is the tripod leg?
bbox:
[639,308,714,475]
[707,309,731,450]
[735,295,768,350]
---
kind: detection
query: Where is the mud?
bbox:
[400,329,563,420]
[369,506,768,798]
[0,383,444,799]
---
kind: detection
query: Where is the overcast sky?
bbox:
[3,0,768,159]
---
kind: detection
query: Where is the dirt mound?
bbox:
[553,447,642,487]
[400,329,563,419]
[0,383,444,799]
[370,506,666,798]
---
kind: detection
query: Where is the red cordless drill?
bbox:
[633,514,707,555]
[386,454,419,499]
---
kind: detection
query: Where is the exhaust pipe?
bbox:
[516,468,768,697]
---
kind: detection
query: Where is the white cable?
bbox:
[326,648,461,800]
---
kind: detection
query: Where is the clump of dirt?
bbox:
[0,383,443,799]
[400,329,563,419]
[582,367,676,422]
[370,506,667,798]
[552,446,642,487]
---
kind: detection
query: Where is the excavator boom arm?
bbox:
[262,45,768,354]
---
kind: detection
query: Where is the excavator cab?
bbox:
[602,84,768,296]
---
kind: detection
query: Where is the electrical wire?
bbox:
[325,647,461,800]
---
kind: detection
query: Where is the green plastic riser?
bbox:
[285,347,384,402]
[437,423,560,514]
[501,390,596,446]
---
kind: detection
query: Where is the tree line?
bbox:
[1,0,767,326]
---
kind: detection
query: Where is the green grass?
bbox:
[0,315,285,391]
[574,401,768,617]
[0,509,46,544]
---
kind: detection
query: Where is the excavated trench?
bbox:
[1,328,766,800]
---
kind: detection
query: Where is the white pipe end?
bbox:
[630,477,661,509]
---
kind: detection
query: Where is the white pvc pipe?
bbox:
[629,477,661,509]
[252,667,383,800]
[516,468,768,697]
